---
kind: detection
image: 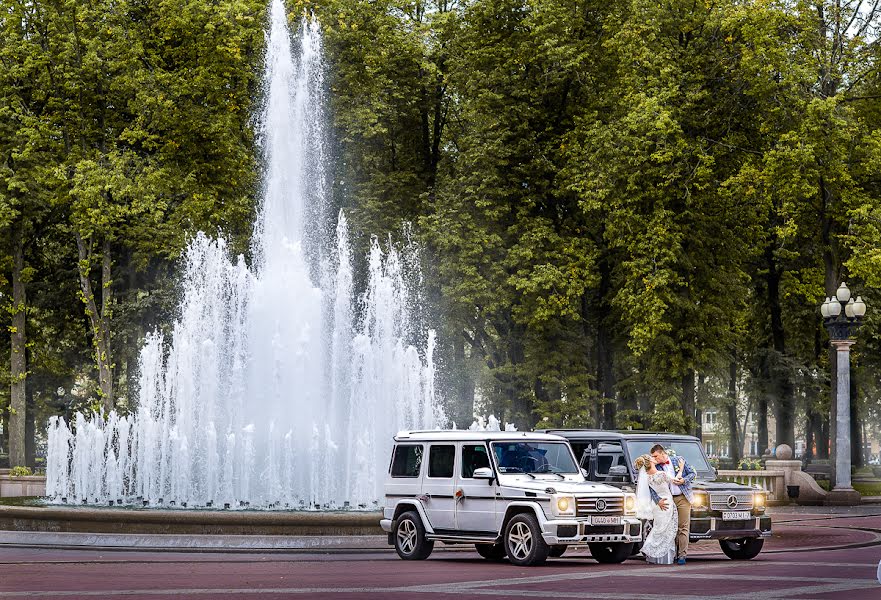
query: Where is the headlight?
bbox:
[551,494,576,517]
[624,493,636,515]
[692,492,708,508]
[754,492,766,509]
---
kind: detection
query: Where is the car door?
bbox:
[421,444,457,531]
[594,441,630,488]
[570,440,593,474]
[455,442,498,534]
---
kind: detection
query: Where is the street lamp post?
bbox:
[820,283,867,505]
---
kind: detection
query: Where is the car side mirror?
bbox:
[473,467,494,481]
[607,465,630,481]
[581,468,589,479]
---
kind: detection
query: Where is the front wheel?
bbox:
[503,513,550,566]
[394,511,434,560]
[475,543,506,561]
[589,542,634,564]
[719,537,764,560]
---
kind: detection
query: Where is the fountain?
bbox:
[45,0,443,510]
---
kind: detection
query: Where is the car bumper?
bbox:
[689,515,772,541]
[380,518,393,533]
[541,517,642,545]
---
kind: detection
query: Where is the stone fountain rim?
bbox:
[0,503,383,526]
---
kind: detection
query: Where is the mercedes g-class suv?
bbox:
[540,430,772,560]
[380,431,642,566]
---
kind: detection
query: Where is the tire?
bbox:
[548,545,567,558]
[475,543,506,561]
[393,511,434,560]
[503,513,550,566]
[589,542,634,564]
[719,537,764,560]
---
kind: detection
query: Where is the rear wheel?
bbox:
[475,543,506,561]
[548,545,567,558]
[719,537,764,560]
[503,513,550,566]
[589,542,634,564]
[393,511,434,560]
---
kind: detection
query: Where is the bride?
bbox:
[634,453,678,564]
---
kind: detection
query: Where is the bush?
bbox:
[10,466,33,477]
[737,458,763,471]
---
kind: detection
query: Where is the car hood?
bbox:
[497,476,623,496]
[693,479,761,493]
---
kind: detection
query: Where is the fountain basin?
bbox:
[0,474,46,498]
[0,502,383,536]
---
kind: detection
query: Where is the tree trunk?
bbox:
[453,333,474,427]
[765,245,795,449]
[727,360,742,463]
[25,361,36,468]
[76,234,114,412]
[595,250,617,428]
[9,228,27,468]
[820,173,840,476]
[0,405,8,465]
[681,370,695,435]
[818,416,830,459]
[851,376,862,468]
[805,411,815,463]
[695,373,706,440]
[597,318,616,429]
[757,397,769,457]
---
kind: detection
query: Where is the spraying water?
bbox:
[46,1,443,509]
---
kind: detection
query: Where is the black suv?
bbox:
[538,429,772,560]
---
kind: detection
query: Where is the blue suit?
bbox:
[648,459,696,505]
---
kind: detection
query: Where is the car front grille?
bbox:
[576,496,624,516]
[710,491,754,511]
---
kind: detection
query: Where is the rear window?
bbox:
[391,444,424,478]
[428,445,455,478]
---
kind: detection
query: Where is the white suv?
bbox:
[380,430,642,566]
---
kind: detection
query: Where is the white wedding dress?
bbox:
[639,470,678,565]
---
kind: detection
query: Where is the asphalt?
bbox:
[0,505,878,599]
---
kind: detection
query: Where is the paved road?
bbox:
[1,507,879,599]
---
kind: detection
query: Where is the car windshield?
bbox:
[625,440,712,473]
[491,442,579,474]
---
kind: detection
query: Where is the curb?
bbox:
[0,531,390,552]
[0,505,385,536]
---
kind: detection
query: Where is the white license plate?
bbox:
[722,511,751,521]
[590,516,622,525]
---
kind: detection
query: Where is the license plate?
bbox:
[590,516,621,525]
[722,511,751,521]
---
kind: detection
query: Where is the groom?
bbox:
[649,444,696,565]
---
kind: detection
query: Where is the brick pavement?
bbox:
[0,506,878,599]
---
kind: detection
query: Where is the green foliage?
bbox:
[0,0,266,436]
[1,0,880,456]
[737,458,763,472]
[649,396,692,435]
[9,466,32,477]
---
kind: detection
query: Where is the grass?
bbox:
[854,481,881,496]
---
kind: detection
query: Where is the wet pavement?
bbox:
[0,506,878,599]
